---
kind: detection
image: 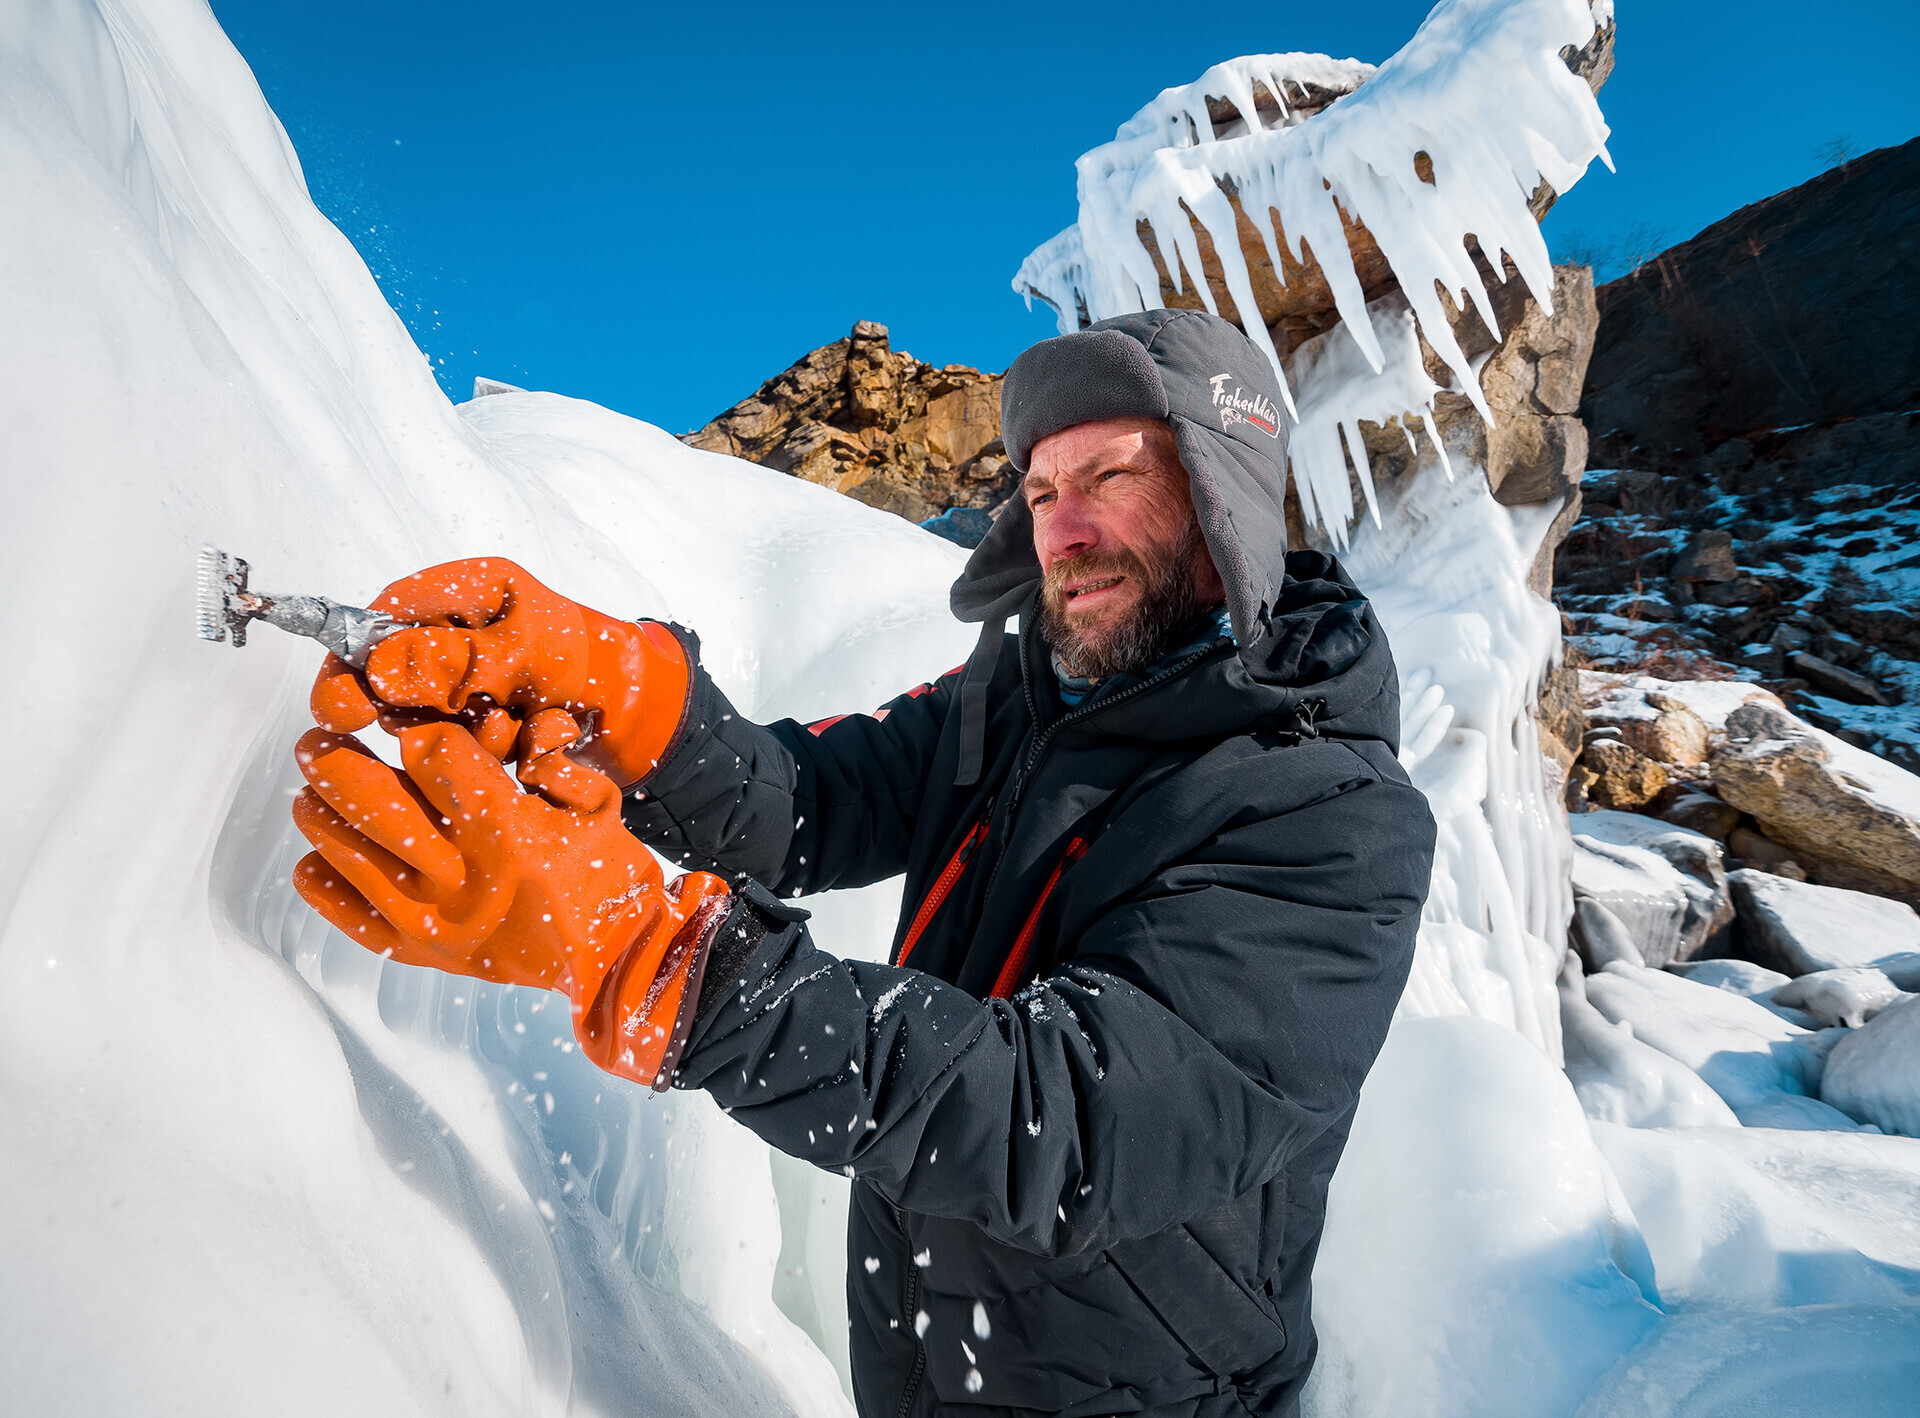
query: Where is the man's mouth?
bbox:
[1065,575,1125,603]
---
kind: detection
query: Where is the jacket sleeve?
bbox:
[674,761,1435,1258]
[621,626,959,893]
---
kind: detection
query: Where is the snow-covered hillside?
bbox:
[4,1,1919,1416]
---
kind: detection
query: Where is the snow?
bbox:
[1014,0,1612,526]
[1574,1306,1920,1418]
[1306,1017,1660,1418]
[1582,674,1783,734]
[1591,1123,1920,1307]
[1582,965,1861,1132]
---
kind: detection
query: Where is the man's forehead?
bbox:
[1028,417,1180,480]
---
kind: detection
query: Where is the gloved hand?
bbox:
[311,558,689,791]
[291,709,731,1089]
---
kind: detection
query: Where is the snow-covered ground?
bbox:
[4,0,1918,1415]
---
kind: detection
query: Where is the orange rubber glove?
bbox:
[311,558,690,791]
[291,708,731,1089]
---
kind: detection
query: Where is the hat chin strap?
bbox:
[953,582,1033,786]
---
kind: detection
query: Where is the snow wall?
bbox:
[6,2,1919,1417]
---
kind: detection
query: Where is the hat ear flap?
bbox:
[949,494,1038,625]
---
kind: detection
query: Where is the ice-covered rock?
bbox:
[1728,869,1920,976]
[1667,958,1792,996]
[1665,958,1816,1027]
[1558,954,1738,1128]
[1306,1017,1660,1418]
[1570,813,1730,967]
[1769,968,1913,1030]
[1821,994,1920,1137]
[1585,686,1710,766]
[1571,897,1646,972]
[1582,964,1861,1130]
[1712,701,1920,901]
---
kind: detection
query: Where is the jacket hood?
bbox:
[953,307,1291,650]
[945,308,1295,783]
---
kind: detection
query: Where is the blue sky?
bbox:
[210,1,1918,435]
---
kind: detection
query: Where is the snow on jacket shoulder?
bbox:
[621,551,1435,1418]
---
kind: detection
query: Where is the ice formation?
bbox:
[1015,0,1612,523]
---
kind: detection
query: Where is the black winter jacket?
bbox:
[623,552,1435,1418]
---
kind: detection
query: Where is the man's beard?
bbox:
[1038,517,1217,680]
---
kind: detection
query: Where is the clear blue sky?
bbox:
[209,0,1919,435]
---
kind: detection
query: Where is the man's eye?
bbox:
[1097,468,1126,482]
[1030,491,1055,508]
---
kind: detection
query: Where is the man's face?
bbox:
[1025,417,1226,679]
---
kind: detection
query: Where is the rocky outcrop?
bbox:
[1712,701,1920,902]
[682,321,1011,525]
[1582,137,1920,461]
[1555,140,1920,766]
[1346,263,1599,597]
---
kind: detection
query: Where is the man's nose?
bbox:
[1042,488,1099,566]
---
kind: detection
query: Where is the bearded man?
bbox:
[293,308,1436,1418]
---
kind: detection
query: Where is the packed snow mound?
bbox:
[0,1,965,1412]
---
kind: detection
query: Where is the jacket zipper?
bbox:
[894,800,993,967]
[991,835,1087,997]
[894,1203,927,1418]
[979,632,1230,908]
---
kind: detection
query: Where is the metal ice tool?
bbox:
[196,546,399,668]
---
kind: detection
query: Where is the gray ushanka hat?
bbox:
[946,307,1292,784]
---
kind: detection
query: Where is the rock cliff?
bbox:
[681,321,1011,525]
[1557,138,1920,768]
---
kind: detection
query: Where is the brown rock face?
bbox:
[682,321,1011,525]
[1711,702,1920,903]
[1583,738,1669,809]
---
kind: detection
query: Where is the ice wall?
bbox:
[1012,4,1628,1409]
[0,2,972,1412]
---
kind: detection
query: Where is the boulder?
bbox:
[1587,688,1710,766]
[682,321,1011,524]
[1768,968,1913,1030]
[1710,701,1920,901]
[1671,530,1739,584]
[1572,810,1733,962]
[1659,791,1741,840]
[1726,824,1807,879]
[1727,869,1920,976]
[1786,651,1897,708]
[1582,738,1668,809]
[1821,993,1920,1136]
